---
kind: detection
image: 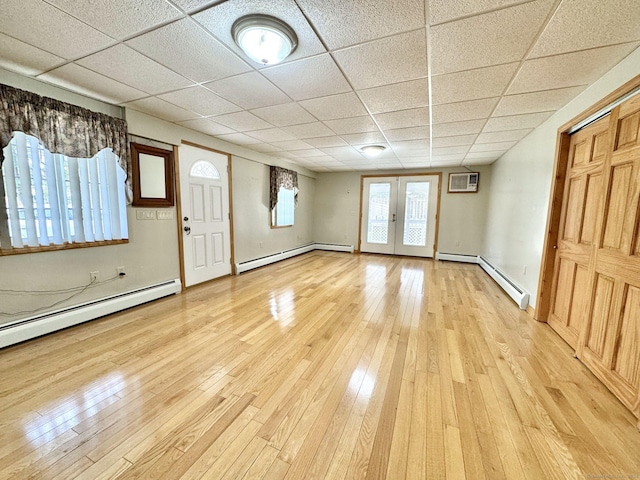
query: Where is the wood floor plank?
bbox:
[0,252,638,479]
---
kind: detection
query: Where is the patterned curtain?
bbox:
[269,166,299,210]
[0,83,131,198]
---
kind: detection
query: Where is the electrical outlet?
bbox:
[90,271,98,282]
[117,266,126,277]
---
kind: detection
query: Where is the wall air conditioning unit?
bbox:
[448,172,479,193]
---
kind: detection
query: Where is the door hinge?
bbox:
[228,212,230,220]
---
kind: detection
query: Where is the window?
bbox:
[0,132,128,251]
[272,186,295,227]
[269,165,298,228]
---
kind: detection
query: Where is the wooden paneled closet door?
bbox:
[577,94,640,419]
[548,117,610,348]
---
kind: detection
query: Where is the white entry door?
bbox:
[179,144,231,286]
[360,175,439,257]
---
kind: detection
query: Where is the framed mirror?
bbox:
[131,142,175,207]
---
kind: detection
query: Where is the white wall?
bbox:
[483,46,640,307]
[232,157,315,263]
[313,166,492,255]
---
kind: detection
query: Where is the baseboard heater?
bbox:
[436,252,529,310]
[477,256,529,310]
[235,243,354,274]
[435,252,480,263]
[0,279,182,349]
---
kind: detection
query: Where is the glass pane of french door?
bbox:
[402,181,429,247]
[367,182,391,244]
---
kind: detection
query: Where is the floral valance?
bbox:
[269,166,299,210]
[0,83,130,193]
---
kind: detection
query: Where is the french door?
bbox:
[360,175,439,257]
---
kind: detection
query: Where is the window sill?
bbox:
[270,225,293,229]
[0,239,129,256]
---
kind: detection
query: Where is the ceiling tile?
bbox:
[508,43,639,94]
[158,86,241,116]
[399,156,430,163]
[494,85,586,116]
[167,0,220,13]
[262,54,351,101]
[286,149,328,158]
[283,122,335,139]
[430,0,525,25]
[205,72,290,110]
[126,18,250,83]
[304,136,348,148]
[0,0,113,59]
[194,0,326,66]
[374,107,430,130]
[324,116,379,135]
[476,128,532,143]
[215,132,262,145]
[123,97,199,122]
[38,64,146,104]
[529,0,640,58]
[295,0,425,49]
[431,153,466,162]
[463,156,498,165]
[430,0,554,75]
[432,134,477,147]
[469,141,517,152]
[77,44,193,95]
[46,0,182,39]
[385,126,430,141]
[359,78,429,114]
[391,139,430,156]
[300,92,368,120]
[245,128,295,142]
[432,145,471,155]
[270,139,314,151]
[250,102,317,127]
[209,111,274,131]
[333,30,428,90]
[431,63,518,104]
[432,98,499,123]
[250,143,284,153]
[483,111,553,132]
[466,151,503,160]
[319,146,364,160]
[341,132,386,146]
[177,118,235,136]
[0,33,63,76]
[432,119,486,137]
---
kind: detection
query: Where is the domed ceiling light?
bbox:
[360,145,387,157]
[232,14,298,66]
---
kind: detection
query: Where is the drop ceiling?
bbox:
[1,0,639,172]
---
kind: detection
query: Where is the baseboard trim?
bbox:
[236,243,354,274]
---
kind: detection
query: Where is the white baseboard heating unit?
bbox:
[436,252,529,310]
[477,256,529,310]
[235,243,354,274]
[0,279,181,349]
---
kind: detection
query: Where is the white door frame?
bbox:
[175,140,235,291]
[358,173,442,256]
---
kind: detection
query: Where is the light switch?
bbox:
[157,210,174,220]
[136,210,156,220]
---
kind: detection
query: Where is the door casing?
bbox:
[357,172,442,256]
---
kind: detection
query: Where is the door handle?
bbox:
[184,216,189,222]
[184,226,191,235]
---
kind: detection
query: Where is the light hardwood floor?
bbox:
[1,252,639,479]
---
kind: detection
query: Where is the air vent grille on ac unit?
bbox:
[448,172,479,193]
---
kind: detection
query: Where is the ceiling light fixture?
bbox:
[360,145,387,157]
[232,14,298,66]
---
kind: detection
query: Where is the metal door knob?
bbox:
[184,226,191,235]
